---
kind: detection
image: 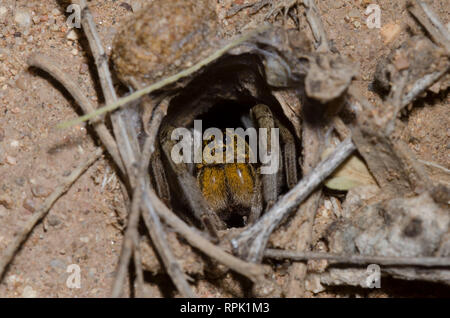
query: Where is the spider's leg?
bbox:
[250,104,279,211]
[247,173,263,224]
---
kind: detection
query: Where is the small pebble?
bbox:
[14,9,32,29]
[79,63,89,75]
[120,2,133,12]
[71,48,78,56]
[50,23,59,32]
[22,286,38,298]
[51,8,61,16]
[15,77,27,91]
[80,236,90,243]
[32,15,40,24]
[15,177,26,187]
[23,198,36,212]
[5,155,17,165]
[31,184,52,198]
[47,214,62,227]
[0,195,13,209]
[66,29,78,41]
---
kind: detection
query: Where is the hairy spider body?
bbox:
[196,130,258,224]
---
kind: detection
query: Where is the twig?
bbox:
[139,102,195,297]
[79,0,117,103]
[76,0,144,297]
[401,68,449,107]
[141,182,195,297]
[231,137,356,263]
[418,159,450,174]
[132,231,144,297]
[265,249,450,267]
[0,148,103,279]
[58,25,270,128]
[27,53,125,175]
[77,0,140,186]
[143,187,265,283]
[302,0,329,52]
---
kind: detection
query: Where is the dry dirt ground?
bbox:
[0,0,448,297]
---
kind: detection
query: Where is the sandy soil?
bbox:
[0,0,448,297]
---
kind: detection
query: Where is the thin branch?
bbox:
[418,159,450,174]
[265,249,450,267]
[27,53,125,175]
[143,187,266,283]
[58,25,270,128]
[231,137,356,263]
[407,0,450,52]
[79,0,117,103]
[401,68,449,107]
[0,148,103,279]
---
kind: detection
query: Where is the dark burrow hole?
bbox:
[156,54,302,229]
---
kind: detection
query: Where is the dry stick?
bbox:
[82,1,194,296]
[403,1,450,106]
[58,25,270,129]
[0,148,103,279]
[281,0,332,296]
[264,249,450,267]
[408,0,450,53]
[79,0,117,103]
[302,0,329,52]
[76,1,146,297]
[77,0,140,185]
[141,183,195,297]
[401,69,449,108]
[132,231,144,297]
[232,137,356,263]
[27,53,124,175]
[143,186,266,283]
[124,103,195,297]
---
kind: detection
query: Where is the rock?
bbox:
[14,9,32,29]
[66,29,78,41]
[0,194,13,209]
[31,184,52,198]
[22,285,37,298]
[119,2,133,12]
[23,198,36,212]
